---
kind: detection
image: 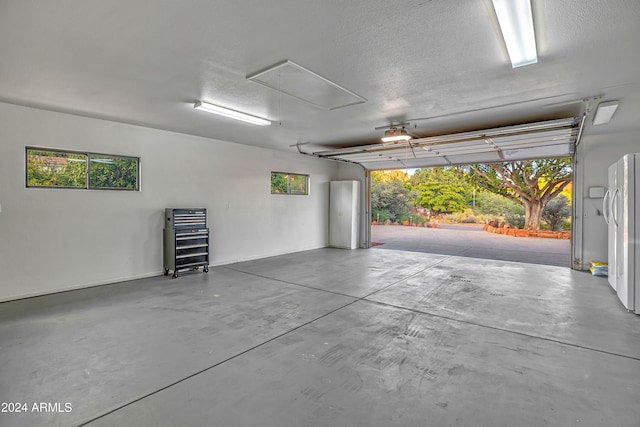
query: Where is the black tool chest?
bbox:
[163,208,209,278]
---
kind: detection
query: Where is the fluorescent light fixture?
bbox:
[491,0,537,68]
[194,101,271,126]
[381,128,412,143]
[592,101,619,125]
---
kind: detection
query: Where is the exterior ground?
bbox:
[371,223,571,267]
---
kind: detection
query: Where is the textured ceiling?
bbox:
[0,0,639,155]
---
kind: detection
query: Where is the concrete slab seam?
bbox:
[220,265,357,299]
[361,299,640,363]
[75,297,361,426]
[77,258,454,425]
[358,256,454,300]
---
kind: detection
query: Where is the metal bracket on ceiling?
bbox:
[582,96,603,117]
[374,122,411,131]
[543,95,603,117]
[293,141,310,155]
[544,96,600,151]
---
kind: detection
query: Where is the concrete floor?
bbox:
[371,224,572,267]
[1,248,639,427]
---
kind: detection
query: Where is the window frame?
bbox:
[270,171,309,195]
[26,147,140,191]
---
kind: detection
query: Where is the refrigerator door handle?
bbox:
[603,189,611,224]
[611,188,620,227]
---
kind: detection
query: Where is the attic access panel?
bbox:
[247,60,367,110]
[310,118,580,170]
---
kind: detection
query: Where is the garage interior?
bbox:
[3,250,640,426]
[1,1,640,426]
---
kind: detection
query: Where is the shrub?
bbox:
[505,212,525,229]
[414,216,427,225]
[474,191,521,216]
[441,209,490,224]
[542,195,572,231]
[373,209,392,223]
[398,214,411,224]
[371,179,416,221]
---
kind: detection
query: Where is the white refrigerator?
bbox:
[603,163,618,291]
[603,153,639,313]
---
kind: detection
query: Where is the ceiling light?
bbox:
[194,101,271,126]
[592,101,619,126]
[491,0,537,68]
[381,128,412,143]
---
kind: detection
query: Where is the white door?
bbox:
[635,154,640,313]
[615,155,634,310]
[604,163,618,290]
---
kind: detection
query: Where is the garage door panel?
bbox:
[445,151,504,165]
[312,118,579,170]
[503,144,573,161]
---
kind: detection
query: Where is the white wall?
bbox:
[0,102,364,301]
[576,129,640,267]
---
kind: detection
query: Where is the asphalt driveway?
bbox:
[371,224,571,267]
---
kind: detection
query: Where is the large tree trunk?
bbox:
[523,199,544,230]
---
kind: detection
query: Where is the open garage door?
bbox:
[307,118,580,170]
[302,117,582,266]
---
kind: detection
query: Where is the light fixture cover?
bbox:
[592,101,619,126]
[381,128,412,143]
[194,101,271,126]
[247,60,367,110]
[492,0,537,68]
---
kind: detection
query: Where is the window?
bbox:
[89,154,139,190]
[271,172,309,195]
[26,148,139,190]
[26,149,87,188]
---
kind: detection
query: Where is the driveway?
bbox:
[371,224,571,267]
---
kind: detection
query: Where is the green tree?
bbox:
[371,179,415,222]
[414,181,467,213]
[542,194,571,231]
[469,158,572,230]
[371,170,410,185]
[474,191,521,217]
[410,167,472,214]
